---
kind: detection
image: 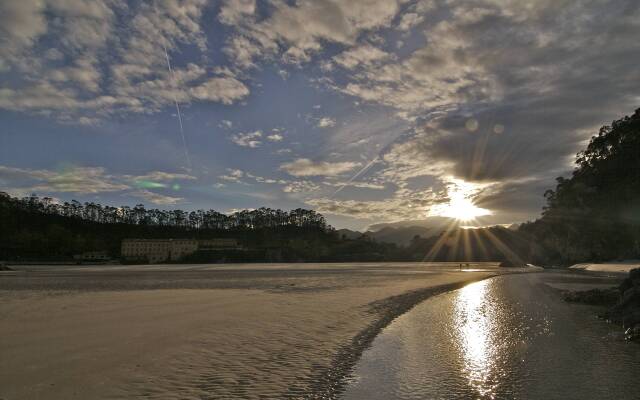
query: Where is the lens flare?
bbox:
[135,180,167,189]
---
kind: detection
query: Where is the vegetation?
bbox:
[520,108,640,265]
[0,192,530,264]
[0,193,403,262]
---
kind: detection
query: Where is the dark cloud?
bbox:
[373,0,640,221]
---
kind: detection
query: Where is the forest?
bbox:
[0,193,404,262]
[520,108,640,265]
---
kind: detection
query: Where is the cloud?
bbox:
[0,165,199,198]
[282,181,320,193]
[322,181,385,190]
[280,158,361,177]
[218,168,245,182]
[0,165,129,194]
[125,171,196,183]
[313,0,640,224]
[130,190,183,205]
[317,117,336,128]
[218,0,256,25]
[332,44,392,69]
[266,133,284,142]
[328,0,640,120]
[221,0,402,67]
[0,1,48,71]
[0,1,250,122]
[190,76,249,104]
[397,12,424,31]
[306,186,443,221]
[230,131,262,148]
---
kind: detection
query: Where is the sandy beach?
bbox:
[0,263,511,399]
[568,261,640,273]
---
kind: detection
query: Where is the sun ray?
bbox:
[478,228,525,265]
[449,227,463,261]
[423,218,460,262]
[461,228,473,261]
[469,228,490,261]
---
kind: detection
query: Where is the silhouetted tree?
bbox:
[521,108,640,265]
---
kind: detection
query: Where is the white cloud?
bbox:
[190,76,249,104]
[0,165,202,200]
[322,181,385,190]
[280,158,361,177]
[218,0,256,25]
[397,12,424,31]
[222,0,402,67]
[0,1,48,70]
[317,117,336,128]
[266,133,284,142]
[230,130,262,148]
[0,165,129,194]
[126,171,196,182]
[130,190,183,205]
[0,0,250,122]
[333,44,392,69]
[380,130,453,183]
[218,168,245,182]
[282,181,320,193]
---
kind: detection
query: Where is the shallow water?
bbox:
[342,273,640,400]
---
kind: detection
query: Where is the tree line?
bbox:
[0,193,339,261]
[0,190,531,263]
[0,193,329,231]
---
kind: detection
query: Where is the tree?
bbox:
[522,108,640,264]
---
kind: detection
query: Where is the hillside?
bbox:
[520,108,640,265]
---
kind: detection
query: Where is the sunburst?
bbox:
[431,178,491,222]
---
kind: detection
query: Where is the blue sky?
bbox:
[1,0,639,230]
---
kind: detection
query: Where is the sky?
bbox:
[0,0,639,230]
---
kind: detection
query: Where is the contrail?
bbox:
[331,156,380,197]
[330,127,414,198]
[162,42,192,170]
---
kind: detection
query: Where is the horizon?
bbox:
[1,1,639,231]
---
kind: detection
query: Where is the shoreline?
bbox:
[306,277,496,399]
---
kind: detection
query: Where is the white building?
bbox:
[121,239,197,263]
[121,238,240,263]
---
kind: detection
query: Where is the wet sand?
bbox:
[342,273,638,400]
[0,263,511,399]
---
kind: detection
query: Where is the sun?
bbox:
[431,178,492,222]
[440,196,491,221]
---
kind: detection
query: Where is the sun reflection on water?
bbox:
[454,280,499,398]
